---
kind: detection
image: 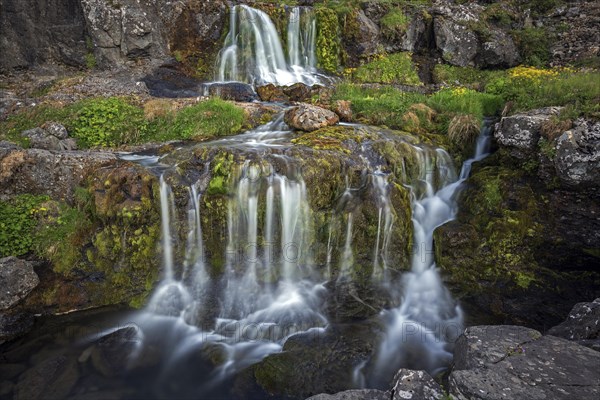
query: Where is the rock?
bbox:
[15,354,79,400]
[390,369,444,400]
[332,100,353,122]
[143,65,204,98]
[21,123,77,151]
[0,0,88,71]
[89,327,140,377]
[343,10,380,65]
[283,83,312,102]
[306,389,388,400]
[479,30,520,68]
[206,82,258,102]
[0,312,34,343]
[0,147,117,202]
[284,103,339,132]
[494,107,562,158]
[434,17,479,67]
[0,257,39,310]
[449,325,600,400]
[554,119,600,187]
[548,298,600,350]
[257,84,288,102]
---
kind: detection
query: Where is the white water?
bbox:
[371,122,493,386]
[216,5,320,86]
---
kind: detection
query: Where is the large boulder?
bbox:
[479,30,520,68]
[548,298,600,350]
[449,325,600,400]
[494,107,563,158]
[0,257,39,310]
[284,104,340,132]
[342,10,380,65]
[554,119,600,188]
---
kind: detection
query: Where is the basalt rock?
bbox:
[554,119,600,188]
[306,389,388,400]
[390,369,444,400]
[0,257,39,310]
[548,298,600,350]
[449,325,600,400]
[284,103,340,132]
[21,123,77,151]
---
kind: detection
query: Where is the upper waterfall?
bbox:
[216,5,321,86]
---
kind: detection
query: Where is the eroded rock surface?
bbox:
[548,298,600,350]
[284,103,340,132]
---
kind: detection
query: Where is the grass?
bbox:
[0,97,248,148]
[349,53,421,85]
[380,8,410,38]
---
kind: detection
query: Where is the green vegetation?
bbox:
[512,27,553,67]
[380,8,410,38]
[349,53,421,85]
[433,64,504,88]
[0,195,49,257]
[315,7,341,73]
[0,97,248,148]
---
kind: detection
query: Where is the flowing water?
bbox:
[216,5,322,86]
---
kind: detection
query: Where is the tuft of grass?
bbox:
[380,8,410,38]
[448,114,480,146]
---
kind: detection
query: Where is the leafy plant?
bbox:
[0,195,49,257]
[351,53,421,85]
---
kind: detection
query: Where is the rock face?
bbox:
[343,10,381,65]
[434,16,479,67]
[494,107,562,157]
[390,369,444,400]
[554,119,600,187]
[21,123,77,151]
[0,144,117,202]
[284,104,340,132]
[0,257,39,310]
[0,0,88,71]
[548,298,600,350]
[449,325,600,400]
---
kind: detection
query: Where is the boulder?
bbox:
[206,82,258,102]
[434,16,479,67]
[479,30,520,68]
[494,107,562,157]
[554,119,600,187]
[306,389,388,400]
[284,104,339,132]
[0,312,34,343]
[332,100,353,122]
[0,257,39,310]
[449,325,600,400]
[342,10,380,65]
[89,326,141,377]
[283,83,312,102]
[257,84,288,102]
[548,298,600,350]
[390,369,444,400]
[21,123,77,151]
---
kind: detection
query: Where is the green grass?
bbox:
[433,64,505,88]
[427,88,504,121]
[350,53,421,85]
[380,8,410,38]
[0,97,247,148]
[0,195,49,257]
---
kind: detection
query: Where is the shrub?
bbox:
[71,98,149,147]
[512,27,552,67]
[351,53,421,85]
[380,8,410,38]
[0,195,49,257]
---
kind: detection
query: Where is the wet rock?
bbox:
[206,82,258,102]
[283,83,312,102]
[548,298,600,350]
[0,147,117,202]
[554,119,600,187]
[21,122,77,151]
[326,280,391,322]
[494,107,562,158]
[332,100,353,122]
[449,325,600,400]
[390,369,444,400]
[89,326,140,377]
[143,65,203,98]
[15,354,79,400]
[284,103,339,132]
[0,363,27,379]
[0,312,34,343]
[306,389,388,400]
[0,257,39,310]
[256,84,288,102]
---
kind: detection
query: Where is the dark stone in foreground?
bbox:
[449,325,600,400]
[390,369,444,400]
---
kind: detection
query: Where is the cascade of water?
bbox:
[371,171,395,278]
[216,5,319,86]
[372,121,494,386]
[159,175,175,281]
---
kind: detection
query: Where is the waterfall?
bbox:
[371,170,394,279]
[372,121,494,387]
[216,5,320,86]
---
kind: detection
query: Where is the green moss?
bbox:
[315,7,341,73]
[350,53,421,85]
[380,8,410,38]
[291,125,376,153]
